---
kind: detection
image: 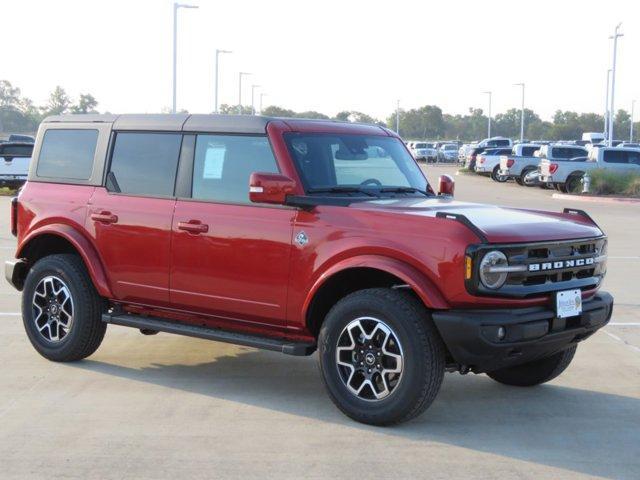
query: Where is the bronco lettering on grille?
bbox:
[528,257,595,272]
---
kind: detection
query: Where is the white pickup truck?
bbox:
[540,146,640,192]
[500,144,586,187]
[0,142,33,188]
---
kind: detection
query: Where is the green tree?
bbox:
[70,93,98,114]
[296,110,330,119]
[260,105,296,117]
[42,86,71,116]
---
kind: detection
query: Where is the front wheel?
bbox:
[487,346,577,386]
[318,288,445,426]
[22,254,106,362]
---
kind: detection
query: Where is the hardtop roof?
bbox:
[42,114,390,136]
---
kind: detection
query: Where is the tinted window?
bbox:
[603,150,627,164]
[192,135,278,204]
[108,132,182,196]
[628,151,640,165]
[1,145,33,156]
[37,129,98,179]
[522,146,539,156]
[569,148,586,158]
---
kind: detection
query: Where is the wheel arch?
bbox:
[16,225,113,298]
[303,255,448,337]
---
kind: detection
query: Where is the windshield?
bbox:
[414,143,427,149]
[444,145,457,150]
[284,133,429,195]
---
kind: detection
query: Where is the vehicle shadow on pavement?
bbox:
[72,343,639,480]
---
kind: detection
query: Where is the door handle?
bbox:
[91,211,118,224]
[177,220,209,234]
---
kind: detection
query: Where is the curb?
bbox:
[552,193,640,204]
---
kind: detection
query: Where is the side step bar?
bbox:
[102,312,316,356]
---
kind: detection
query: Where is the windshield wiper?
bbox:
[307,187,380,197]
[379,186,431,197]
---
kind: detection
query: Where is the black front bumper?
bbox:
[431,292,613,373]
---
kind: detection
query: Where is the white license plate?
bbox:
[556,289,582,318]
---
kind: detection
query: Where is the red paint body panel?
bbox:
[13,120,606,343]
[86,188,175,305]
[170,200,295,326]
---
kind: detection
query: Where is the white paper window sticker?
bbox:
[202,145,225,179]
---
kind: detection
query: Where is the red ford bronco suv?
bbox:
[6,114,613,425]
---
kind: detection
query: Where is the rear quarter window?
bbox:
[603,150,627,164]
[36,129,98,180]
[0,145,33,156]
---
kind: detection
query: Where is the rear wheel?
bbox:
[519,167,537,187]
[318,288,445,426]
[561,173,583,194]
[487,346,577,386]
[22,254,106,362]
[491,166,508,182]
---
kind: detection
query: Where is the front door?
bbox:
[170,133,294,326]
[87,131,183,305]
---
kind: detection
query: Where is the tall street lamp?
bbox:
[259,92,267,114]
[214,49,232,114]
[631,100,636,142]
[251,84,261,115]
[482,91,492,138]
[604,69,611,138]
[514,83,525,143]
[608,23,623,146]
[172,2,198,114]
[238,72,251,114]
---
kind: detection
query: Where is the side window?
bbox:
[627,151,640,165]
[569,148,585,158]
[192,135,279,204]
[36,129,98,179]
[602,150,627,164]
[108,132,182,196]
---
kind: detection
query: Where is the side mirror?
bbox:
[249,172,296,205]
[438,174,455,197]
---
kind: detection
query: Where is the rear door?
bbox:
[169,133,294,326]
[86,132,182,305]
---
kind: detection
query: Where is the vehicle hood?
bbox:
[350,197,602,243]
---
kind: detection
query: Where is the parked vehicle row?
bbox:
[0,142,33,189]
[407,141,461,164]
[466,135,640,193]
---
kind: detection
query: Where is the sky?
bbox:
[2,0,639,121]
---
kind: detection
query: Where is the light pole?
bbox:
[172,2,198,114]
[214,49,232,114]
[631,100,636,142]
[259,92,267,114]
[251,84,261,115]
[604,69,611,138]
[238,72,251,114]
[514,83,525,143]
[482,91,492,138]
[395,99,400,135]
[608,23,623,146]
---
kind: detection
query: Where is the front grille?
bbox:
[467,237,607,298]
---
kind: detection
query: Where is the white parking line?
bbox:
[0,312,20,316]
[608,322,640,326]
[603,329,640,353]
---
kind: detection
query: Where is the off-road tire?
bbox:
[22,254,106,362]
[318,288,445,426]
[486,345,577,387]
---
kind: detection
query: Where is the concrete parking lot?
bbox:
[0,171,638,480]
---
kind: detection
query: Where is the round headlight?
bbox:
[479,250,508,289]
